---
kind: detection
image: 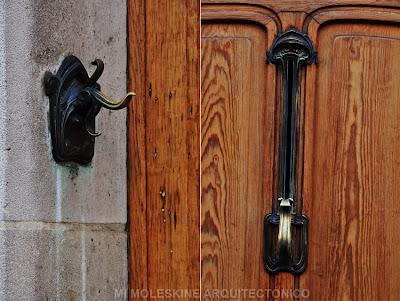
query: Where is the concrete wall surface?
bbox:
[0,0,128,300]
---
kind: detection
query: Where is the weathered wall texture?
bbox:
[0,0,128,300]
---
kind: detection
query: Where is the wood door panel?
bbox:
[202,0,400,14]
[128,0,200,298]
[302,19,400,300]
[201,22,276,293]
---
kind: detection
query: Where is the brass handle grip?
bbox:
[277,198,293,261]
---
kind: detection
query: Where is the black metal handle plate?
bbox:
[43,55,135,165]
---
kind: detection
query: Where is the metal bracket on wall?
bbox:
[44,55,135,165]
[264,29,316,274]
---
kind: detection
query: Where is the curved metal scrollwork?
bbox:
[264,29,316,274]
[44,55,135,164]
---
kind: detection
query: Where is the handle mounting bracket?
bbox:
[43,55,135,165]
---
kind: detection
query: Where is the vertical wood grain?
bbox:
[128,0,148,292]
[302,23,400,300]
[128,0,200,298]
[201,23,275,297]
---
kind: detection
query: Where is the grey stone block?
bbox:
[0,0,127,223]
[0,221,127,301]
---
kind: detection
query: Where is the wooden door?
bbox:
[201,1,400,300]
[128,0,200,299]
[128,1,400,300]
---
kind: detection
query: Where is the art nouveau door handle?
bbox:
[44,55,135,164]
[264,29,316,274]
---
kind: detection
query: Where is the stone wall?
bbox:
[0,0,128,300]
